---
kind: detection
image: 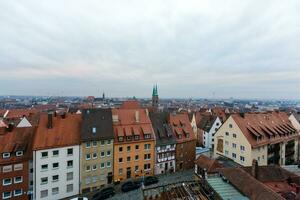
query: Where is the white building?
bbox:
[202,117,222,149]
[32,113,81,200]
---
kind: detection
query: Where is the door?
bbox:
[107,172,113,184]
[126,167,131,179]
[165,162,168,171]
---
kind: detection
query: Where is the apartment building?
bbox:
[214,112,299,166]
[0,126,35,200]
[198,116,222,149]
[112,101,155,182]
[32,112,81,200]
[169,113,196,171]
[80,109,114,193]
[149,112,176,175]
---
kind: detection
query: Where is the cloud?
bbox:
[0,0,299,99]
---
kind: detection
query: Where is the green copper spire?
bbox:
[152,84,158,96]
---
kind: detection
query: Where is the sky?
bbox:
[0,0,299,99]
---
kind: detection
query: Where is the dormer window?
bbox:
[16,151,23,157]
[144,134,151,139]
[134,135,140,140]
[178,134,182,139]
[118,136,124,142]
[3,153,10,159]
[126,136,132,141]
[186,133,190,138]
[92,127,96,134]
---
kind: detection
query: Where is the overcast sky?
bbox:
[0,1,299,99]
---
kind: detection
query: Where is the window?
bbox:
[106,150,111,156]
[107,140,111,144]
[86,165,91,171]
[100,163,105,169]
[53,163,59,169]
[92,164,97,171]
[92,127,96,134]
[127,156,131,162]
[135,155,139,160]
[85,177,91,184]
[53,150,59,156]
[144,163,151,171]
[240,156,245,162]
[2,153,10,158]
[225,141,229,145]
[135,145,139,150]
[144,154,151,160]
[92,141,97,147]
[41,164,48,171]
[262,155,265,159]
[67,160,73,168]
[100,140,105,145]
[127,146,131,152]
[16,151,23,157]
[225,132,229,136]
[107,161,111,168]
[100,151,105,157]
[14,176,23,183]
[134,135,140,140]
[144,134,151,139]
[52,175,59,182]
[225,150,229,155]
[232,153,236,159]
[41,177,48,185]
[135,166,139,171]
[67,184,73,192]
[41,151,48,158]
[86,154,91,160]
[233,133,237,138]
[92,152,97,159]
[216,123,220,126]
[3,191,12,199]
[40,190,48,198]
[119,147,123,152]
[3,178,12,186]
[232,143,237,148]
[52,187,59,195]
[119,168,123,175]
[126,136,132,141]
[67,172,73,181]
[86,142,91,148]
[144,144,151,150]
[14,189,22,196]
[229,124,233,128]
[119,158,123,163]
[92,176,98,183]
[240,145,245,151]
[258,157,260,161]
[3,165,12,172]
[118,137,124,142]
[14,164,23,171]
[67,148,73,156]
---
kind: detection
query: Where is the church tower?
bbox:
[152,84,159,111]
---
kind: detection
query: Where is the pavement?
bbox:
[80,169,195,200]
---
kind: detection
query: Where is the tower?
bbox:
[152,84,159,111]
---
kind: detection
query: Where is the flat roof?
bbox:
[207,176,249,200]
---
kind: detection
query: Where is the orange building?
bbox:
[112,101,155,182]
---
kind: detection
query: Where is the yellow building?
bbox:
[214,112,299,166]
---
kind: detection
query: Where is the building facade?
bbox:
[214,112,299,166]
[149,112,176,175]
[32,113,81,200]
[169,113,196,171]
[80,109,114,193]
[112,101,155,182]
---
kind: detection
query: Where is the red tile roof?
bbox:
[169,113,196,143]
[4,109,38,119]
[120,100,141,109]
[33,113,81,150]
[232,112,298,148]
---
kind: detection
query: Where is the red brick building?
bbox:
[0,126,35,200]
[169,113,196,171]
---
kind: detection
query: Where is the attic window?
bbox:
[229,124,233,128]
[92,127,96,134]
[2,153,10,159]
[144,134,151,139]
[134,135,140,140]
[16,151,23,157]
[118,136,124,142]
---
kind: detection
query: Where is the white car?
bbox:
[70,197,88,200]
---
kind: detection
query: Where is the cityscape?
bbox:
[1,1,300,200]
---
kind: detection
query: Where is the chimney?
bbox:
[47,113,53,129]
[135,110,140,123]
[146,109,149,116]
[251,159,258,179]
[6,123,14,132]
[61,112,66,119]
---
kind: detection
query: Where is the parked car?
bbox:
[121,180,141,192]
[70,197,88,200]
[144,176,159,186]
[92,187,115,200]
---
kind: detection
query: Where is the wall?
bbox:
[176,140,196,171]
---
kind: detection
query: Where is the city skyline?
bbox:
[0,1,299,99]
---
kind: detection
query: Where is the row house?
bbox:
[32,112,81,200]
[214,112,299,166]
[0,126,35,200]
[112,101,155,182]
[80,109,114,193]
[149,112,176,175]
[169,113,196,171]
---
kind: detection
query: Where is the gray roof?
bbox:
[81,108,114,141]
[149,112,176,146]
